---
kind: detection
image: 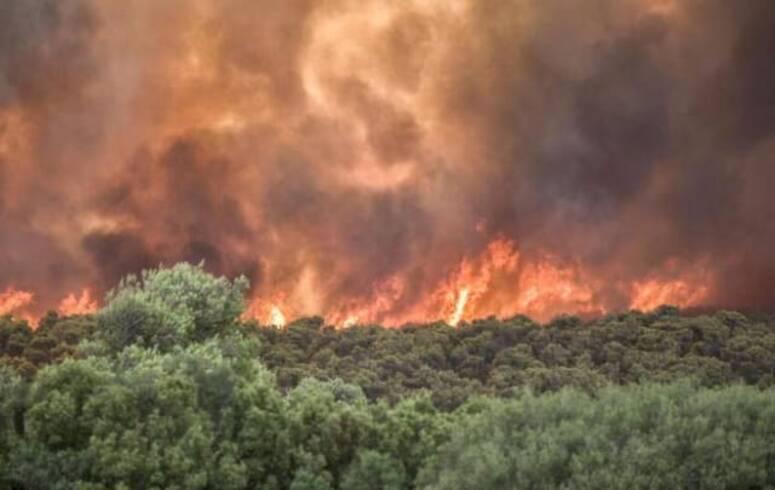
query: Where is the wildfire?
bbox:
[57,289,99,317]
[447,287,470,326]
[322,275,408,328]
[243,238,704,328]
[404,239,604,326]
[630,277,709,311]
[1,0,760,327]
[269,305,288,328]
[244,298,290,328]
[3,240,712,329]
[0,288,101,326]
[0,289,34,317]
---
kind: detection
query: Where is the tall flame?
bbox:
[448,288,470,326]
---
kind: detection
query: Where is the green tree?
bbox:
[341,450,406,490]
[289,467,333,490]
[0,366,23,481]
[418,383,775,490]
[6,338,289,489]
[98,263,249,351]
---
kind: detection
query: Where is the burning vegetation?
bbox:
[2,0,775,325]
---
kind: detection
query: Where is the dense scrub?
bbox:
[418,383,775,489]
[4,304,774,411]
[253,309,775,409]
[1,264,774,489]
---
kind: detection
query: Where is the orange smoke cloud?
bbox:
[1,0,773,325]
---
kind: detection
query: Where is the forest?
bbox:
[1,264,775,489]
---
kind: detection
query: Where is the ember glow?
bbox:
[2,0,774,326]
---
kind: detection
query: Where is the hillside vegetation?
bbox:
[1,264,774,489]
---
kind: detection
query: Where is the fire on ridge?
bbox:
[3,239,708,327]
[1,0,773,326]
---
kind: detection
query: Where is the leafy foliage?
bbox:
[0,313,97,377]
[2,338,450,489]
[418,383,775,489]
[253,309,775,409]
[98,263,249,351]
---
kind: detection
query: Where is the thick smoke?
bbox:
[1,0,774,321]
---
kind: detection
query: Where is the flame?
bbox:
[341,315,360,328]
[0,287,99,325]
[269,305,287,328]
[630,277,709,311]
[57,289,99,317]
[244,298,290,328]
[515,261,603,320]
[3,240,709,328]
[0,289,34,316]
[239,237,713,328]
[245,238,614,327]
[324,275,407,327]
[448,287,469,326]
[410,239,604,325]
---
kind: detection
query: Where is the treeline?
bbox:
[1,263,774,489]
[253,308,775,409]
[3,296,774,411]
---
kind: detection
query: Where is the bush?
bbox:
[98,263,249,351]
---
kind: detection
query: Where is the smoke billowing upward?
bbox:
[1,0,774,325]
